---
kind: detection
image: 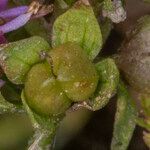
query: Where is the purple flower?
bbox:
[0,0,53,44]
[0,0,8,11]
[0,6,28,20]
[0,0,28,43]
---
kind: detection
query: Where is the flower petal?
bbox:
[0,12,32,33]
[0,0,8,11]
[0,6,28,19]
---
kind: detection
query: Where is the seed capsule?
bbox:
[49,42,99,101]
[24,62,71,116]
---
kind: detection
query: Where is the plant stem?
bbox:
[28,123,59,150]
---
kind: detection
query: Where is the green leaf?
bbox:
[89,58,119,111]
[111,81,137,150]
[52,3,102,60]
[0,36,50,84]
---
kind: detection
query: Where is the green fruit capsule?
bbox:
[0,36,50,84]
[24,62,71,116]
[52,2,102,60]
[49,42,99,102]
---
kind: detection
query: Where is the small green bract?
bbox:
[0,36,50,84]
[52,3,102,60]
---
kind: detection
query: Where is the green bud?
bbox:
[52,2,102,60]
[49,42,99,101]
[0,36,50,84]
[118,15,150,95]
[24,62,71,116]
